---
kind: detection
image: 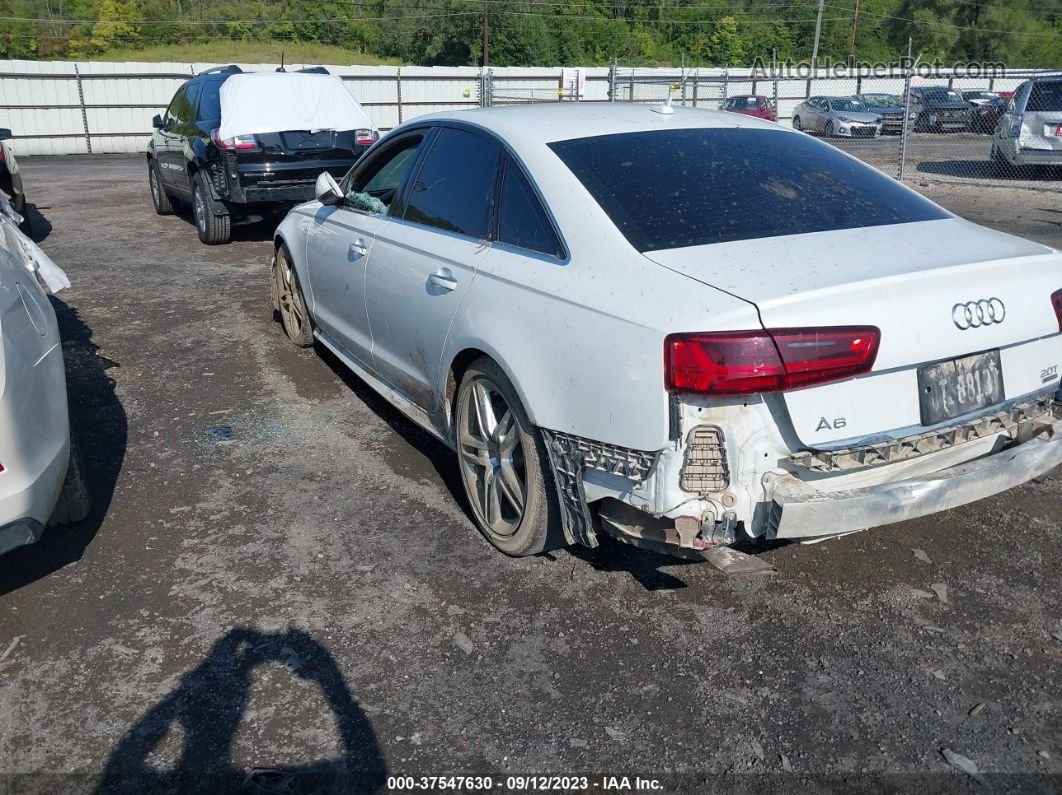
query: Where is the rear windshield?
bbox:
[548,128,947,252]
[1027,81,1062,112]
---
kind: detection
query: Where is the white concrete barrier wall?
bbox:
[0,59,1053,155]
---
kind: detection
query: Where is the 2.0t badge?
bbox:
[952,298,1006,330]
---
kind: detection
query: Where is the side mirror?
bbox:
[0,128,11,141]
[315,172,344,206]
[152,114,164,129]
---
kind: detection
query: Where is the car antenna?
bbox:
[652,85,675,115]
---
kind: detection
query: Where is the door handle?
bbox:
[428,269,458,292]
[349,238,368,258]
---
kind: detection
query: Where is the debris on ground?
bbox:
[605,727,627,741]
[0,636,23,663]
[1037,750,1050,760]
[913,549,932,564]
[751,740,766,761]
[969,703,986,717]
[910,588,936,599]
[941,748,980,777]
[446,604,467,616]
[278,646,302,673]
[930,668,947,680]
[453,632,475,655]
[931,583,949,604]
[569,738,588,748]
[780,753,793,772]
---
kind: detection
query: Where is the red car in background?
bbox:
[720,95,777,122]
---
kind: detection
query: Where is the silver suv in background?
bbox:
[992,77,1062,173]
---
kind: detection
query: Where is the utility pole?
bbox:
[848,0,861,68]
[811,0,825,69]
[482,0,490,67]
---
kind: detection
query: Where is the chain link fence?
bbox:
[488,65,1062,195]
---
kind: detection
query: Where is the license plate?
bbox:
[917,351,1004,426]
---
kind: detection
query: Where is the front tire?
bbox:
[274,244,314,347]
[792,115,802,132]
[149,160,174,215]
[193,172,231,245]
[454,358,560,557]
[823,120,834,137]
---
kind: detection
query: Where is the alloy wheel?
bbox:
[193,187,206,232]
[276,254,304,339]
[457,377,527,538]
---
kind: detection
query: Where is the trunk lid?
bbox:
[646,219,1062,445]
[243,129,364,162]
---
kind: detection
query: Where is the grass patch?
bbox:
[79,40,401,67]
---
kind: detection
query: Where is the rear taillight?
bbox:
[355,129,379,146]
[665,327,880,396]
[1052,289,1062,332]
[210,129,257,151]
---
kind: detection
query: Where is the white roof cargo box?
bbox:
[217,73,376,141]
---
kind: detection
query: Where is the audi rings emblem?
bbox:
[952,298,1006,330]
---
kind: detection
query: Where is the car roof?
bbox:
[404,103,780,146]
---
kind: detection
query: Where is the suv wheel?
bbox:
[149,160,174,215]
[193,172,231,245]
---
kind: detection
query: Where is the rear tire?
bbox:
[274,244,314,347]
[149,160,174,215]
[454,357,562,557]
[193,172,231,245]
[48,433,91,527]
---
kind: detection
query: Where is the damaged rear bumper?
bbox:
[768,418,1062,539]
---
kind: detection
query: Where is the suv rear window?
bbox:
[1027,81,1062,112]
[548,128,947,252]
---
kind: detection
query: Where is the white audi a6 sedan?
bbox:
[0,212,89,555]
[270,103,1062,559]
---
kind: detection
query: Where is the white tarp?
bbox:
[217,73,376,141]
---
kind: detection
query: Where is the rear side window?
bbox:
[548,128,948,252]
[1027,81,1062,112]
[402,127,500,239]
[198,80,223,120]
[496,159,563,258]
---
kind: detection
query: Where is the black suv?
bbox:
[147,66,379,244]
[907,86,972,132]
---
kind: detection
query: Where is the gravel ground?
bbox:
[0,156,1059,794]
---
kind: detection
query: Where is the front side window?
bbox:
[402,127,500,238]
[549,128,948,252]
[344,134,425,214]
[496,159,563,258]
[164,87,189,126]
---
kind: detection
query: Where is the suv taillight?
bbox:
[665,327,880,396]
[1052,289,1062,332]
[210,129,257,151]
[355,129,379,146]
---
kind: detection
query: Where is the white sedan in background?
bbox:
[0,197,89,555]
[270,104,1062,560]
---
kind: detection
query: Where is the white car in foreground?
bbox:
[270,104,1062,559]
[0,198,88,555]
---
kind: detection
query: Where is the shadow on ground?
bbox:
[174,204,281,244]
[24,201,53,243]
[312,341,469,513]
[0,296,127,596]
[94,627,387,795]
